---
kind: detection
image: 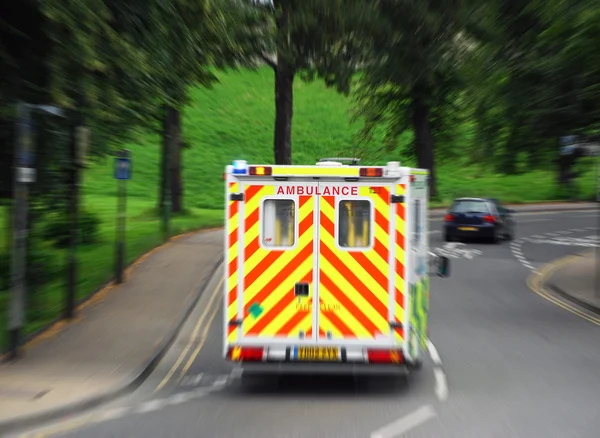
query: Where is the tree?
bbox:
[247,0,376,164]
[463,0,600,174]
[352,0,468,197]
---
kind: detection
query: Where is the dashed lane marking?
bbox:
[17,383,227,438]
[370,405,437,438]
[510,227,598,272]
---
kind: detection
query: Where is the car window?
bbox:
[450,200,491,214]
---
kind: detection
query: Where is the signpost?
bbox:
[114,150,132,284]
[8,102,64,360]
[596,151,600,297]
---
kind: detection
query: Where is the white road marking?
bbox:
[168,392,196,405]
[426,339,448,403]
[425,339,442,366]
[212,375,229,387]
[94,407,131,422]
[433,242,482,260]
[433,368,448,402]
[370,405,437,438]
[519,219,550,223]
[136,399,168,413]
[510,227,599,271]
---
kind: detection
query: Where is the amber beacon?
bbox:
[223,158,450,377]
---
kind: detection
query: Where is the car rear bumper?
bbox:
[444,223,496,238]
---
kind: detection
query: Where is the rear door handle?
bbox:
[294,282,310,297]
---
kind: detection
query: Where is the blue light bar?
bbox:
[232,160,248,175]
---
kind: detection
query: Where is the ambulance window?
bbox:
[413,199,421,245]
[262,199,296,247]
[338,200,372,248]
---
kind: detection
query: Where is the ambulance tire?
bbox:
[408,359,423,371]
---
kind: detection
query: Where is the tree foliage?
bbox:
[243,0,377,164]
[352,0,468,197]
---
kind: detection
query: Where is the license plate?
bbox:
[296,346,339,361]
[458,227,478,231]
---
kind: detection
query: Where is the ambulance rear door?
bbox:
[225,177,319,347]
[315,178,405,347]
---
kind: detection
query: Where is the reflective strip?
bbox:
[394,184,407,342]
[226,182,240,343]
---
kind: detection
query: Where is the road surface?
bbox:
[14,209,600,438]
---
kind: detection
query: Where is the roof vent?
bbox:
[317,157,360,166]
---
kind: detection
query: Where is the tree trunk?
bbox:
[273,66,294,165]
[170,109,183,213]
[411,94,437,198]
[273,0,294,165]
[158,105,183,213]
[501,122,519,175]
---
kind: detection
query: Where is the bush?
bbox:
[42,210,101,248]
[0,240,59,294]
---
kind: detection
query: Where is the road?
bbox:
[14,210,600,438]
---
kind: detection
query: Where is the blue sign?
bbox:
[114,157,132,180]
[560,135,577,146]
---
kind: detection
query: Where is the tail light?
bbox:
[249,166,272,176]
[483,215,496,224]
[359,167,383,177]
[366,349,404,364]
[227,346,264,362]
[444,213,454,222]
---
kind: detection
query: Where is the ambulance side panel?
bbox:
[407,170,430,361]
[393,180,409,357]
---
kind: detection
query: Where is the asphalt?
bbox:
[11,209,600,438]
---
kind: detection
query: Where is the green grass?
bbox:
[0,67,597,352]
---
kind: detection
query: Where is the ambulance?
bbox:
[223,158,449,376]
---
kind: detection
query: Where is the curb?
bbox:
[547,283,600,316]
[428,203,598,218]
[545,249,600,316]
[0,257,223,436]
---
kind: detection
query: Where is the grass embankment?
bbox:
[0,67,596,351]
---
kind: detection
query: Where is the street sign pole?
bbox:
[114,150,132,284]
[8,102,33,359]
[596,152,600,297]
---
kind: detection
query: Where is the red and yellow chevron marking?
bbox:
[394,184,407,342]
[318,186,393,340]
[233,184,316,339]
[226,182,240,343]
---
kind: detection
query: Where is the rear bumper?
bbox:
[238,362,410,376]
[444,223,496,237]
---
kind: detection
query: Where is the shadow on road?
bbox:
[227,374,411,399]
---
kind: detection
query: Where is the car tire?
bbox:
[491,229,499,244]
[444,232,452,242]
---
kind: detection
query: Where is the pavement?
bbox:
[0,229,223,435]
[546,250,600,314]
[4,205,600,438]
